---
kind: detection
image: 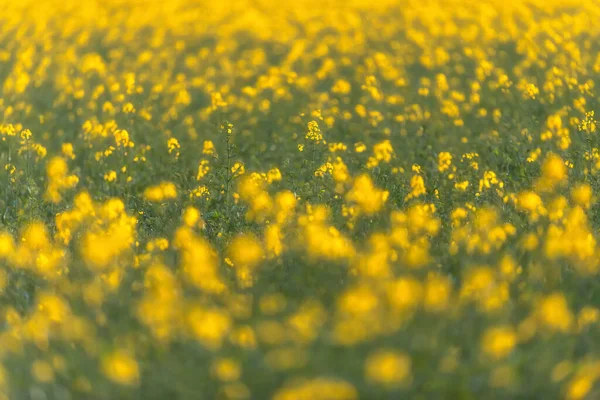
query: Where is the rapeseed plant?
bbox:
[0,0,599,398]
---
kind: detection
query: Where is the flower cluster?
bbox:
[0,0,600,399]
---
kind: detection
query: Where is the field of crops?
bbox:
[1,0,600,398]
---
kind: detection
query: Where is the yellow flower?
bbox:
[182,206,201,227]
[537,293,573,333]
[31,360,55,383]
[144,182,177,202]
[517,191,545,220]
[424,274,452,312]
[387,277,423,312]
[186,306,231,350]
[578,307,600,331]
[405,174,426,201]
[265,225,283,257]
[373,140,394,163]
[45,157,79,203]
[267,168,282,183]
[190,185,211,200]
[114,129,134,148]
[332,79,351,94]
[167,137,180,158]
[101,350,140,386]
[365,350,412,386]
[354,142,367,153]
[211,92,228,110]
[566,374,594,400]
[104,170,117,182]
[346,174,389,215]
[211,358,242,382]
[481,326,517,359]
[61,142,75,159]
[273,378,358,400]
[438,152,453,172]
[203,140,215,155]
[22,222,51,251]
[537,153,567,191]
[231,162,245,176]
[306,120,323,143]
[228,234,264,268]
[196,160,210,181]
[571,183,592,209]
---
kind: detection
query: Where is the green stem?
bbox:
[225,131,232,207]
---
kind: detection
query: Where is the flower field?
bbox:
[1,0,600,398]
